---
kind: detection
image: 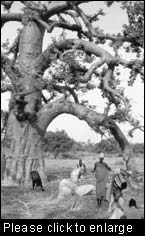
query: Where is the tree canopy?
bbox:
[1,1,144,135]
[44,130,74,158]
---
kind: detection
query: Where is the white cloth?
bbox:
[70,168,80,184]
[58,178,77,199]
[114,168,121,174]
[99,152,104,158]
[58,168,95,199]
[109,206,124,219]
[75,184,95,196]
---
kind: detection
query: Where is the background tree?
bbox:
[95,138,121,154]
[44,130,74,158]
[1,1,144,186]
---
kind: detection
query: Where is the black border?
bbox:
[0,0,145,237]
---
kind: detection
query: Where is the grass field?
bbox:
[1,154,144,219]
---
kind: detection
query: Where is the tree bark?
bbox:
[2,112,46,186]
[2,21,46,186]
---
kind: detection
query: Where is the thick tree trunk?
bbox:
[2,21,46,186]
[2,112,46,186]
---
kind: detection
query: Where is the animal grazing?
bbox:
[30,170,45,191]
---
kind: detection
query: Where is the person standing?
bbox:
[92,152,111,208]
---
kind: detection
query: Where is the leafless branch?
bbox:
[103,102,112,116]
[73,5,95,40]
[54,85,79,103]
[43,83,79,103]
[128,126,144,138]
[64,11,83,38]
[88,9,105,22]
[79,57,105,83]
[35,17,82,34]
[42,1,93,19]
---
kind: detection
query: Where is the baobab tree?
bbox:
[1,1,144,186]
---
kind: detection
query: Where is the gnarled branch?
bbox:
[102,67,128,109]
[1,53,15,79]
[42,81,79,103]
[34,38,111,74]
[42,1,93,19]
[21,1,47,12]
[79,57,105,83]
[53,85,79,103]
[128,126,144,138]
[4,31,21,62]
[73,5,95,40]
[35,17,82,34]
[1,13,23,26]
[35,38,143,108]
[37,98,133,169]
[64,11,83,38]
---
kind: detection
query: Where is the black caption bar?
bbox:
[0,219,145,236]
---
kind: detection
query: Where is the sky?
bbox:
[1,1,144,144]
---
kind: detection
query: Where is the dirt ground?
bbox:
[1,155,144,219]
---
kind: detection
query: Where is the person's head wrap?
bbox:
[99,152,104,158]
[114,168,121,174]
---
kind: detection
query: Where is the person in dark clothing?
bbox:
[14,96,28,124]
[31,170,45,191]
[92,152,111,207]
[129,198,137,208]
[123,198,144,219]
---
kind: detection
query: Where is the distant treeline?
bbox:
[44,130,144,158]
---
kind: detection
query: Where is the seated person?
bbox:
[77,159,86,174]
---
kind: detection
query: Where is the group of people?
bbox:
[30,153,142,219]
[76,152,143,219]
